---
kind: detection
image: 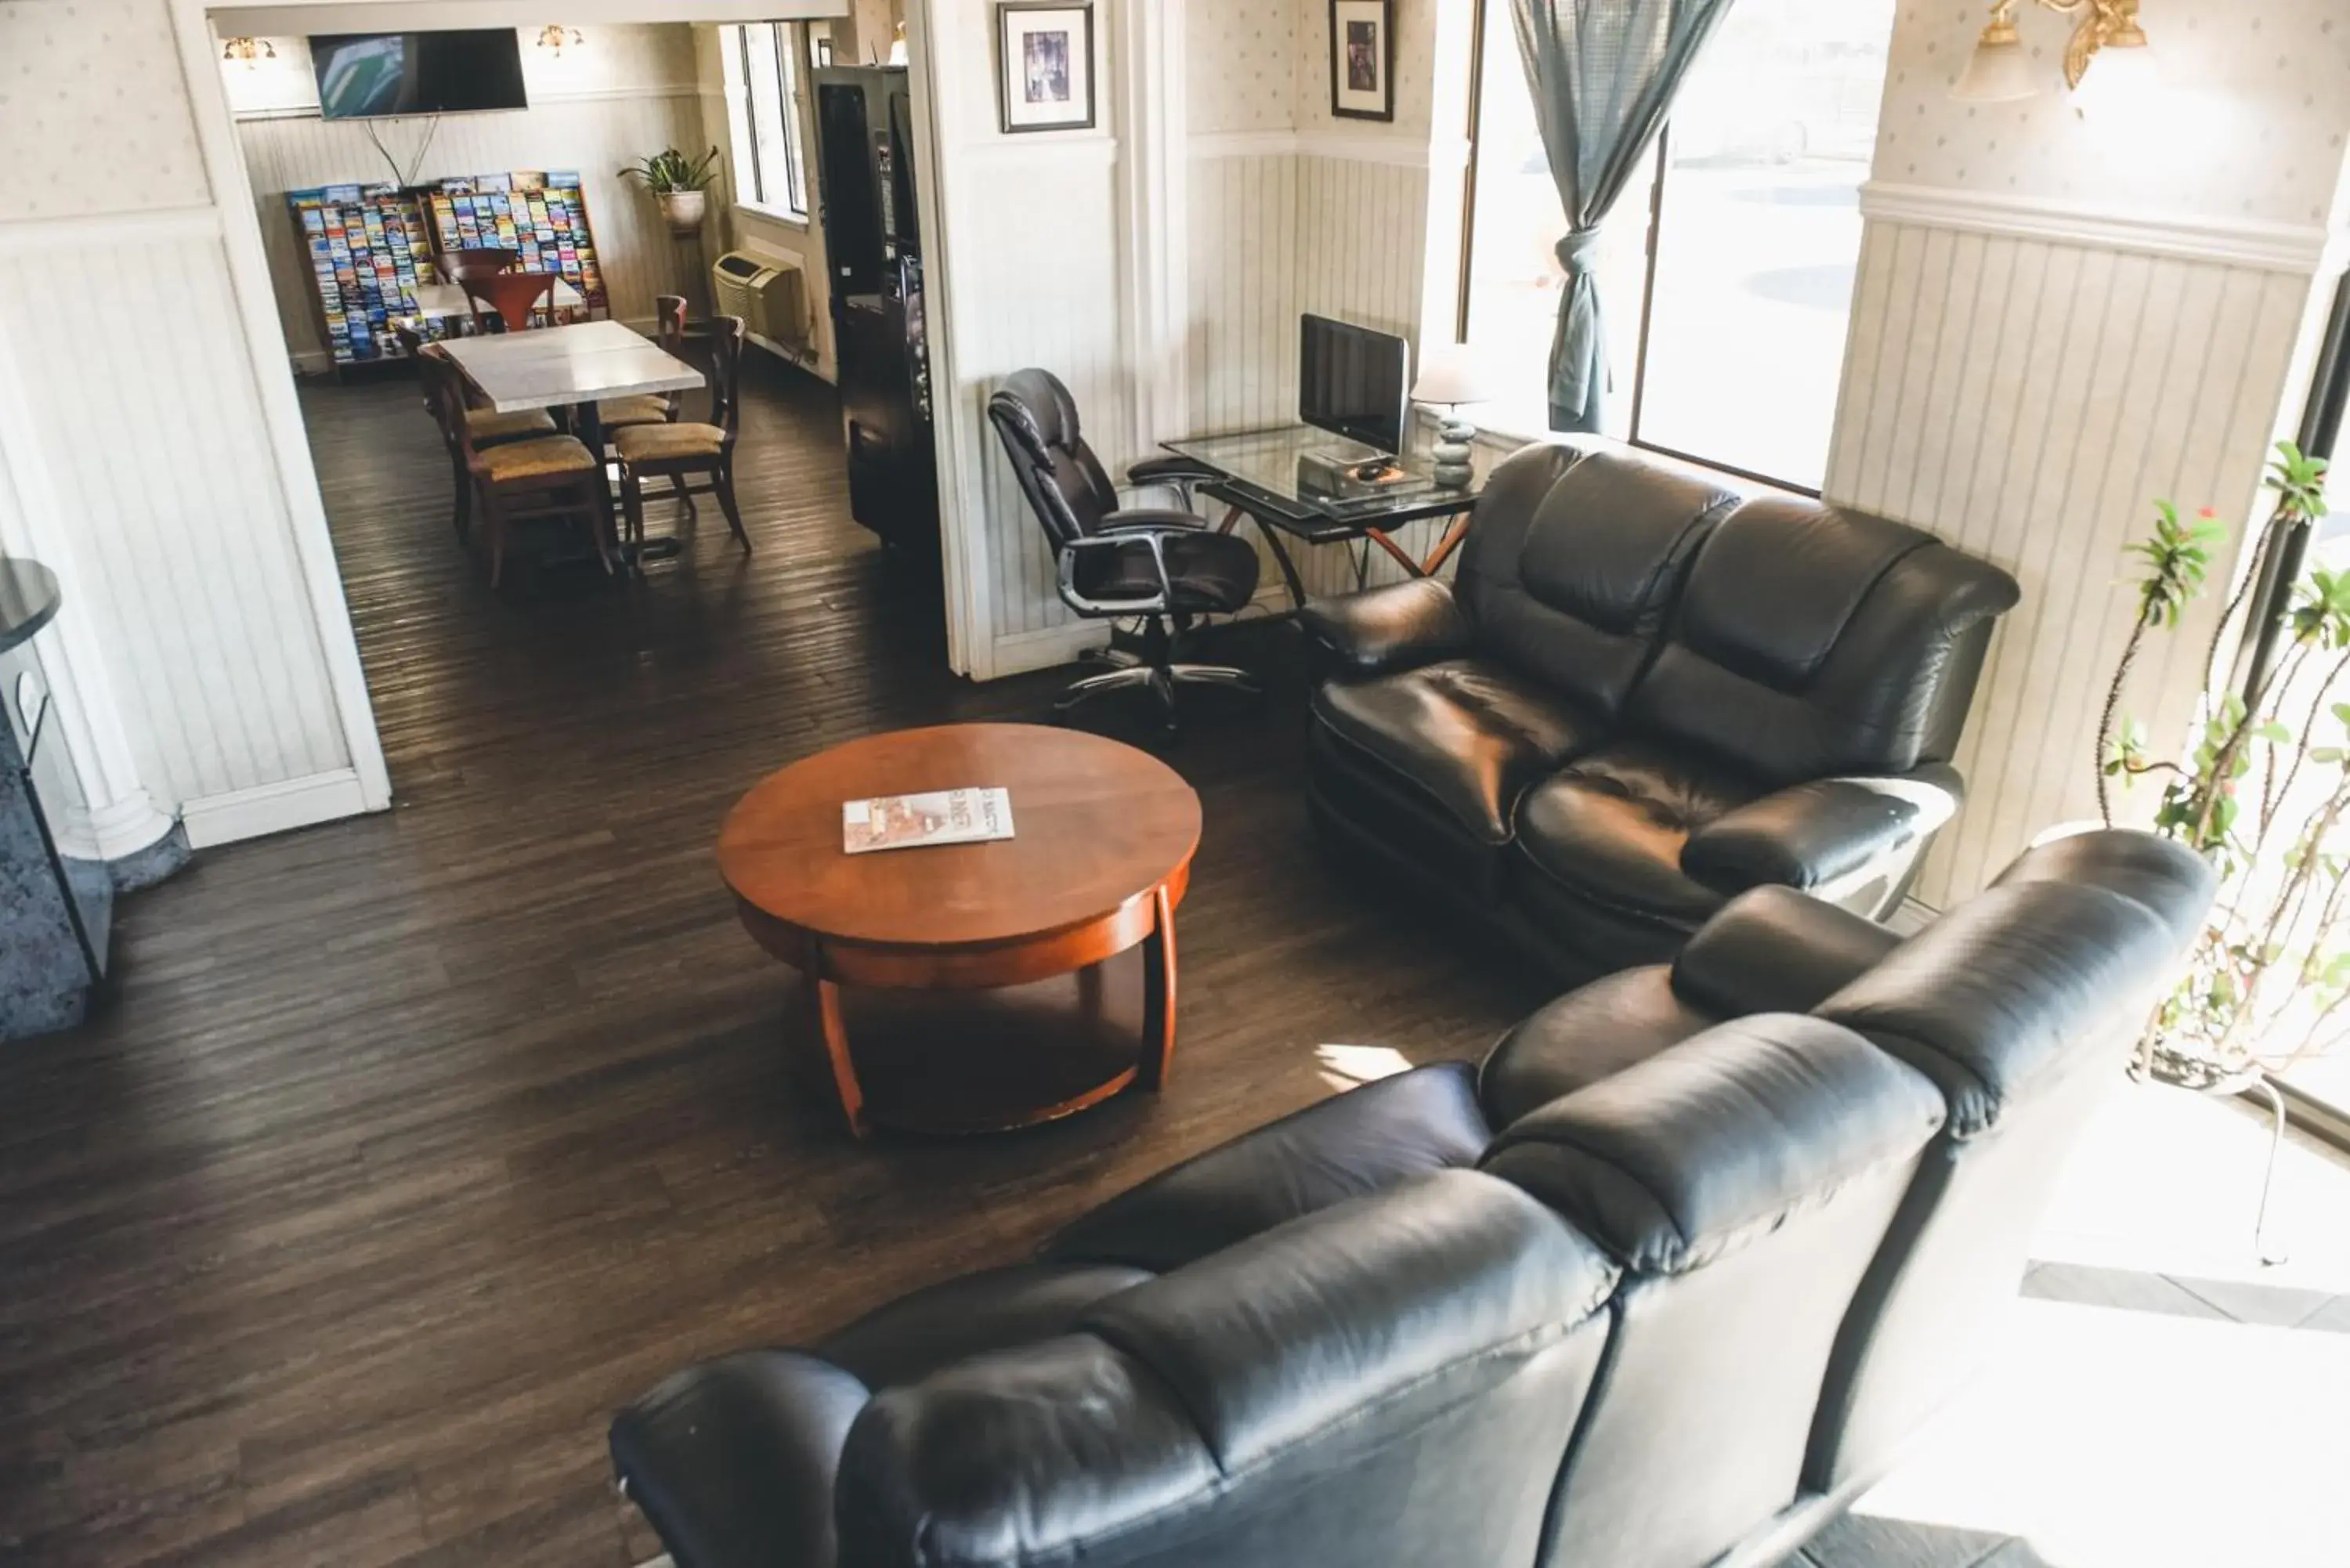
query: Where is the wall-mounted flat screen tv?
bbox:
[310,31,529,121]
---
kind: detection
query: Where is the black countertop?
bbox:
[0,558,62,657]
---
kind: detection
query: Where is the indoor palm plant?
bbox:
[620,146,723,237]
[2097,441,2346,1088]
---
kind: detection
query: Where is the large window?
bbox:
[722,22,810,221]
[1459,0,1895,491]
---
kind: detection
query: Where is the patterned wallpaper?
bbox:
[1876,0,2350,227]
[1188,0,1300,132]
[0,0,211,220]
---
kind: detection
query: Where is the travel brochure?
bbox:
[842,788,1015,854]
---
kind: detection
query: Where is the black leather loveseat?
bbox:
[609,830,2210,1568]
[1301,440,2021,981]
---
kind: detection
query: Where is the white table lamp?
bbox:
[1412,344,1493,489]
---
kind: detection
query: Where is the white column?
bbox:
[1112,0,1189,457]
[0,315,180,862]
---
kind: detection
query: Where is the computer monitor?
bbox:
[1300,314,1409,454]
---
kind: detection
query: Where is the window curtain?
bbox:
[1510,1,1740,432]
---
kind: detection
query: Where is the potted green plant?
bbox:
[620,146,722,237]
[2097,441,2345,1091]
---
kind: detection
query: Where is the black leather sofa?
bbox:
[1300,441,2022,981]
[609,829,2210,1568]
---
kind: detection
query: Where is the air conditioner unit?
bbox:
[711,251,812,363]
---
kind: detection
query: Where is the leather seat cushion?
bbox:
[464,407,558,444]
[614,421,727,464]
[1068,527,1260,614]
[1045,1063,1495,1274]
[1313,659,1603,844]
[477,434,598,483]
[1479,967,1722,1128]
[598,393,674,428]
[1513,739,1762,924]
[609,1349,868,1568]
[818,1262,1153,1390]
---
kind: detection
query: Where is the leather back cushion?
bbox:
[1625,497,2021,783]
[1481,1014,1943,1274]
[1457,444,1740,717]
[987,368,1120,546]
[1816,832,2214,1138]
[1480,1016,1942,1568]
[836,1172,1616,1568]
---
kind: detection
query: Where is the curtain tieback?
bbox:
[1554,229,1605,275]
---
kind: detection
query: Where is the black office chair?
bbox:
[988,370,1262,730]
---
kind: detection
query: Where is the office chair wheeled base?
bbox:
[1054,662,1262,732]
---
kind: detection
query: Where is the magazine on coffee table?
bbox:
[842,786,1016,854]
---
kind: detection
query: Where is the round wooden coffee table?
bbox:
[718,724,1202,1137]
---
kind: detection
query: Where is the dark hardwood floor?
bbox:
[0,357,1554,1566]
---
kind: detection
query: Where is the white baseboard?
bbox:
[989,619,1116,678]
[179,768,378,849]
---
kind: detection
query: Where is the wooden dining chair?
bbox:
[614,313,751,557]
[464,270,557,334]
[445,246,519,284]
[600,293,689,436]
[422,348,613,586]
[397,327,558,542]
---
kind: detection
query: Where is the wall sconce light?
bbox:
[1951,0,2151,102]
[220,36,277,66]
[537,26,585,56]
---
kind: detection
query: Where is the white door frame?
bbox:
[163,0,986,813]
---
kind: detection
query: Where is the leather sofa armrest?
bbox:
[1670,886,1904,1018]
[1681,768,1962,899]
[1296,579,1473,677]
[1042,1062,1492,1274]
[611,1349,871,1568]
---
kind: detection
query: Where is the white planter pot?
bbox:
[656,190,709,238]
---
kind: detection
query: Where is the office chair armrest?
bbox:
[1098,507,1209,535]
[1127,455,1221,488]
[1058,532,1175,616]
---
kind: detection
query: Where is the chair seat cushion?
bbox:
[1478,967,1721,1127]
[1068,528,1260,614]
[1313,659,1601,844]
[464,406,559,444]
[1512,739,1762,927]
[817,1263,1153,1391]
[615,421,727,463]
[476,434,598,483]
[598,394,673,428]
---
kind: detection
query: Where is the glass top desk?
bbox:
[1161,425,1498,608]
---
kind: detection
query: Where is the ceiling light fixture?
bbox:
[220,36,277,66]
[1950,0,2152,103]
[537,26,585,56]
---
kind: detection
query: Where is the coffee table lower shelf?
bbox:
[738,884,1178,1138]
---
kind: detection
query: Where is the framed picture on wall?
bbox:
[996,2,1095,134]
[1329,0,1395,122]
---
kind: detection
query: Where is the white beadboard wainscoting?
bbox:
[1181,131,1447,608]
[949,139,1133,654]
[0,208,368,847]
[1828,190,2338,907]
[236,87,712,371]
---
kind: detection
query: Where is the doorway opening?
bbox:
[198,7,952,810]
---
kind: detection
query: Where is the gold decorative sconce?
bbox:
[1951,0,2152,102]
[537,26,585,56]
[220,36,277,65]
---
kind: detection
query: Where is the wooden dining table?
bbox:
[440,319,705,562]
